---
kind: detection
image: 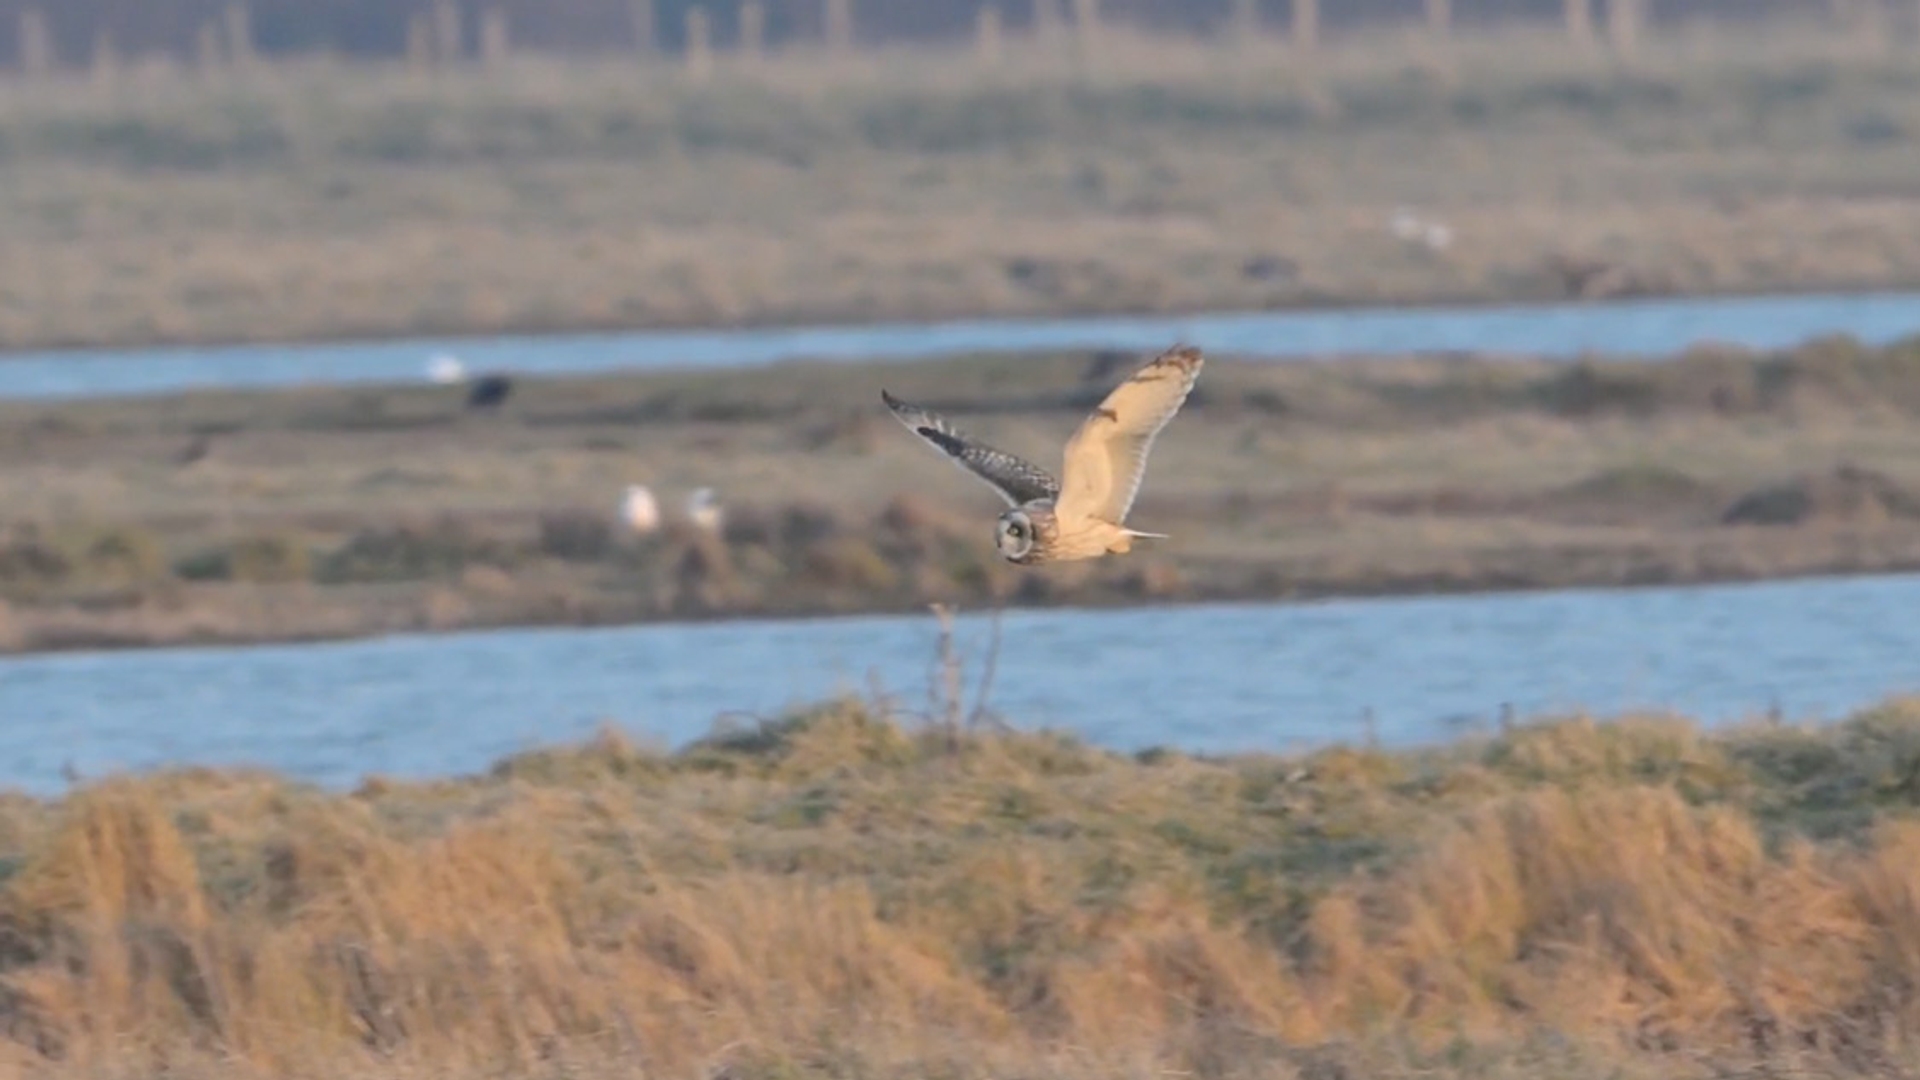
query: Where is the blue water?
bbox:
[7,291,1920,793]
[5,289,1920,400]
[5,572,1918,796]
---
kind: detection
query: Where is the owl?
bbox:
[880,345,1204,565]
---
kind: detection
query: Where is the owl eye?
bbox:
[1007,520,1027,538]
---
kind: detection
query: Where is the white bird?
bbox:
[427,353,468,384]
[621,484,661,535]
[1423,222,1454,251]
[685,487,724,535]
[1389,205,1425,242]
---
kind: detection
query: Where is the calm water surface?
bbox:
[5,290,1920,400]
[4,573,1918,795]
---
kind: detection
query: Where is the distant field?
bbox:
[1,21,1919,349]
[3,694,1920,1077]
[4,333,1920,651]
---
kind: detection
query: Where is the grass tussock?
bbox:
[5,700,1920,1076]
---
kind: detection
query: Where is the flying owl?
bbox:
[880,345,1204,565]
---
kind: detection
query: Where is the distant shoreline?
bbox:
[2,279,1918,362]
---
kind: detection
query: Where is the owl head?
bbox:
[995,507,1041,564]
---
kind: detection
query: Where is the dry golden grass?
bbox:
[6,697,1920,1078]
[2,21,1920,349]
[9,334,1920,651]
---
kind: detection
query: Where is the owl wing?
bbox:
[1054,345,1204,526]
[881,390,1061,508]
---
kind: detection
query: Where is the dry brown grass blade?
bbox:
[0,699,1919,1076]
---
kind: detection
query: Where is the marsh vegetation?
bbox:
[3,25,1919,349]
[3,333,1920,650]
[4,693,1920,1077]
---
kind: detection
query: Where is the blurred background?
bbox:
[6,7,1920,1077]
[0,0,1919,789]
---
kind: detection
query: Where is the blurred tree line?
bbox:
[0,0,1809,66]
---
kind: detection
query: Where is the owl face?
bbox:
[995,507,1042,563]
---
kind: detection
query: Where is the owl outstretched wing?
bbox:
[1055,345,1204,526]
[880,390,1060,508]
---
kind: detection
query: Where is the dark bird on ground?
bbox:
[465,373,515,411]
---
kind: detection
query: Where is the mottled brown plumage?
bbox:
[880,345,1204,565]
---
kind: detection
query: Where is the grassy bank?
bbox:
[8,332,1920,651]
[3,695,1920,1077]
[2,23,1920,350]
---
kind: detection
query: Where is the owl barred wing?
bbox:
[1055,345,1204,526]
[880,390,1060,507]
[919,431,1061,506]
